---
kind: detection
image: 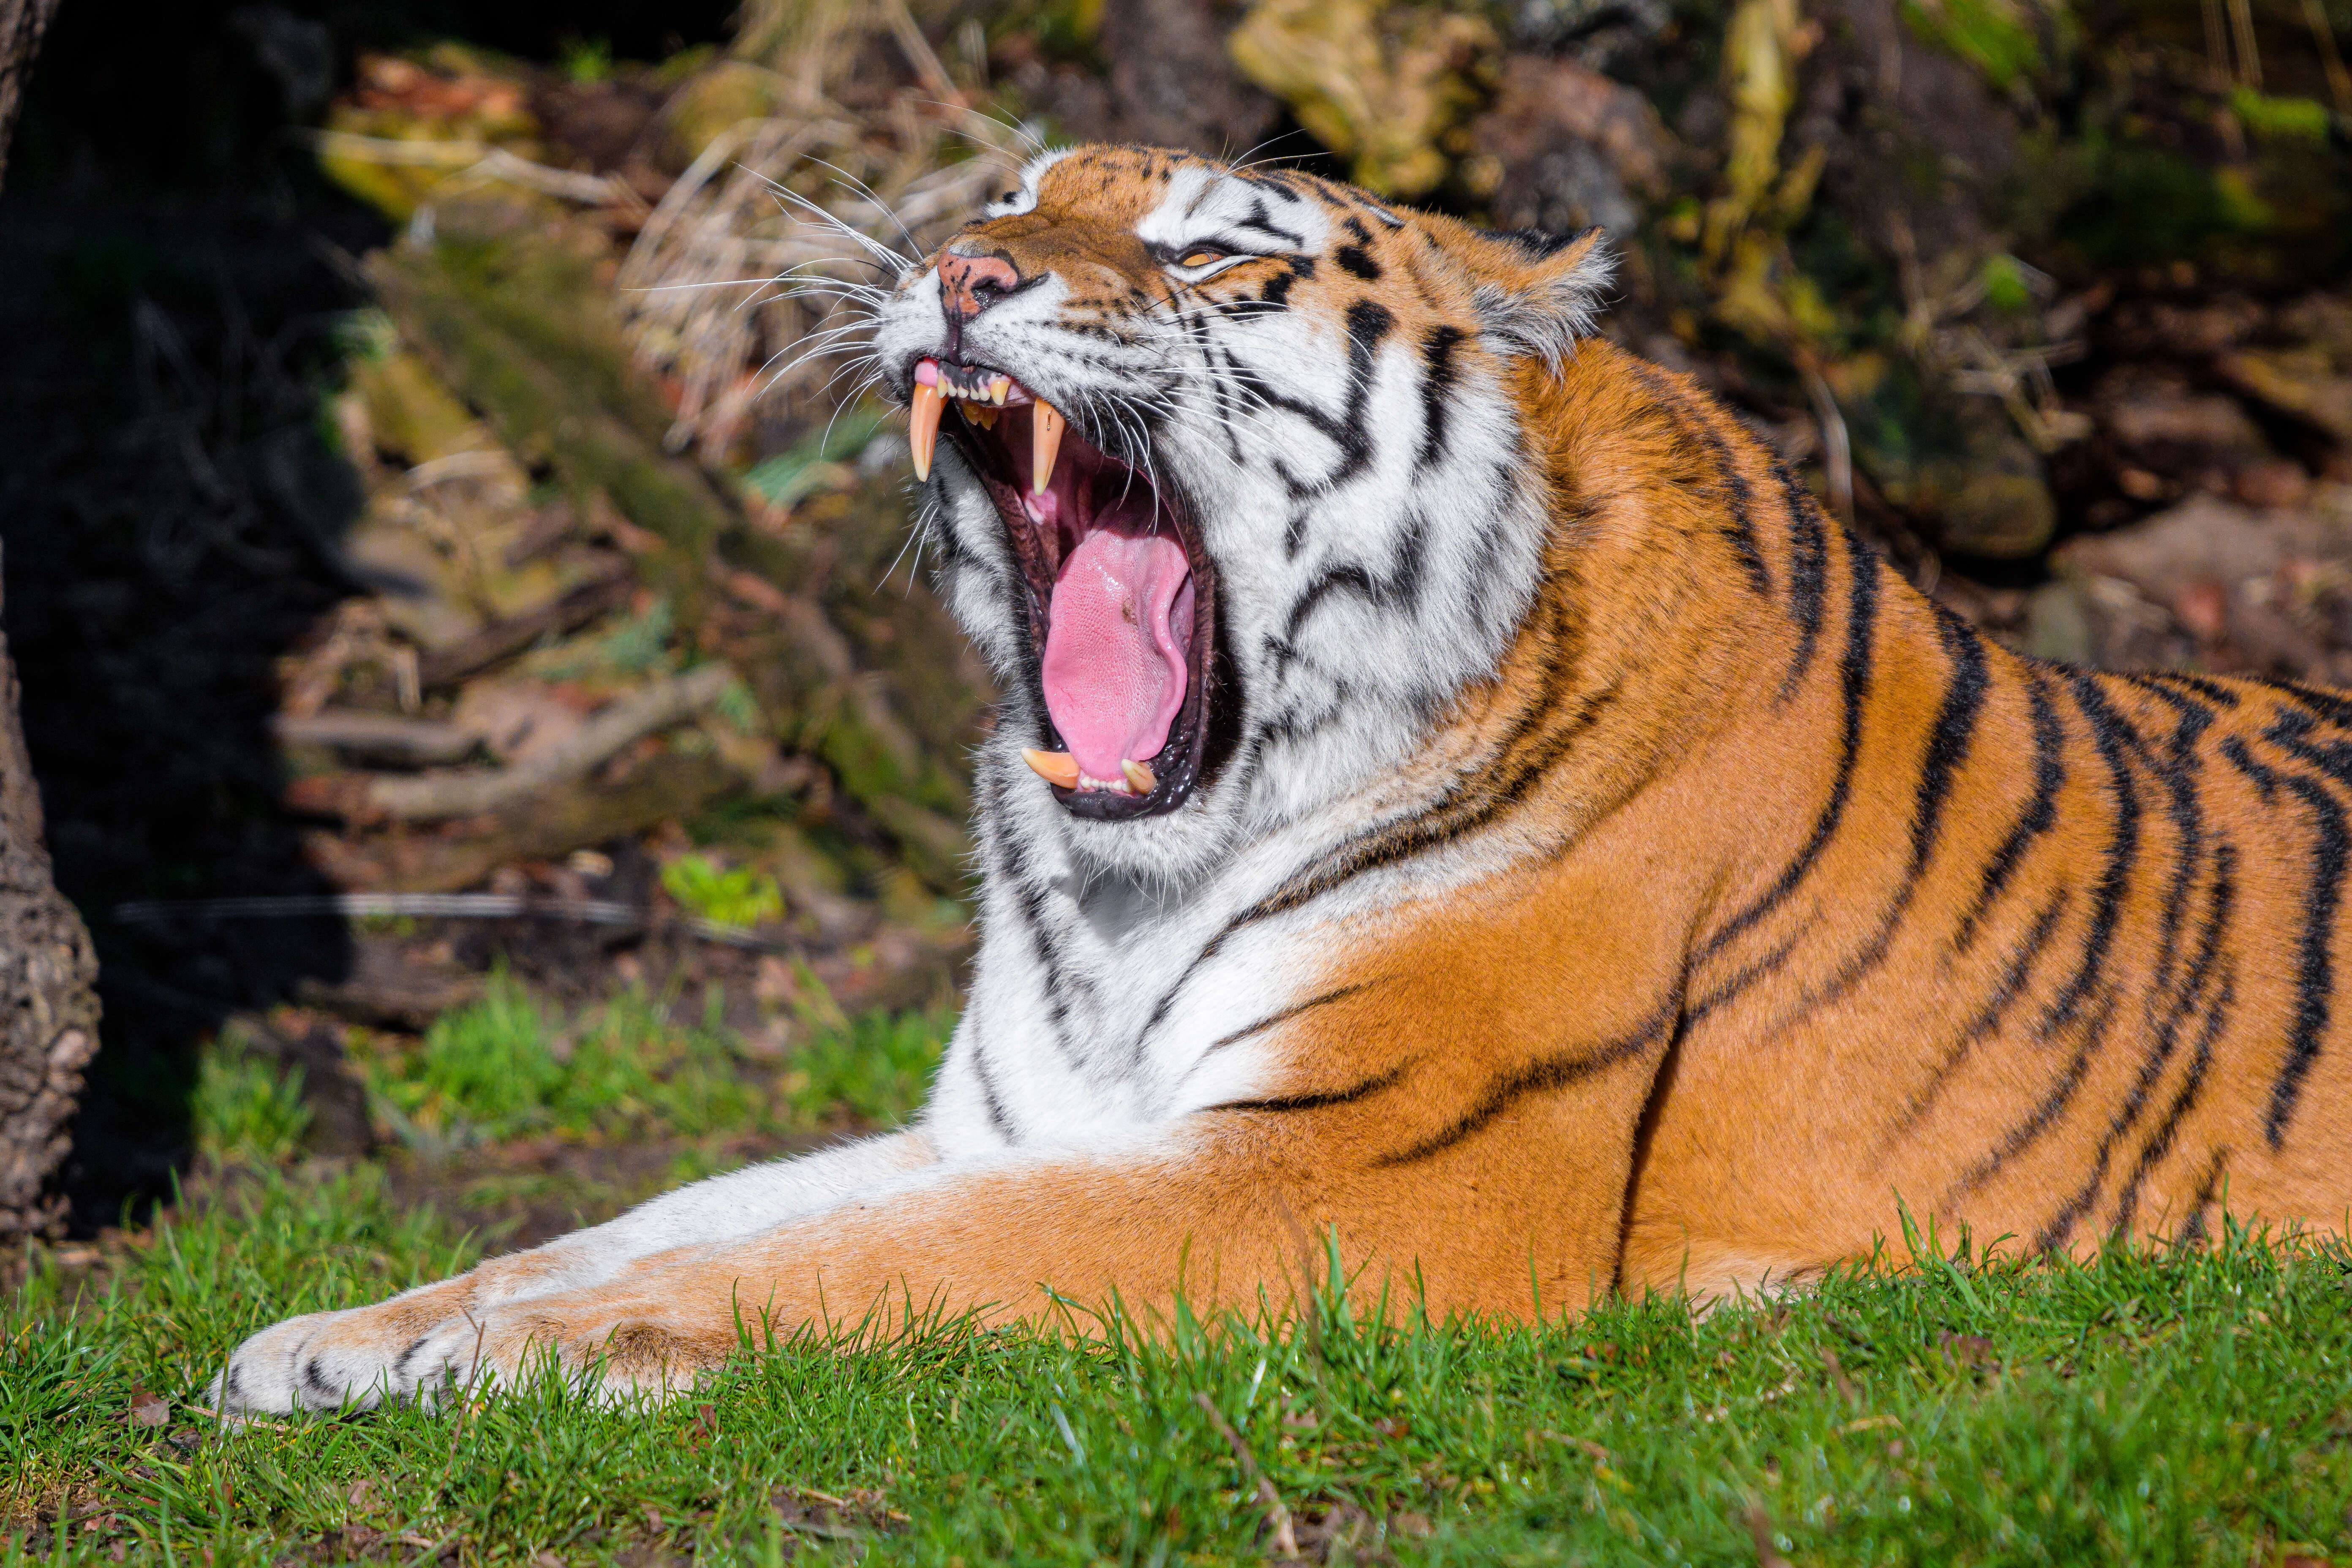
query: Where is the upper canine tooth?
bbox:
[1032,400,1066,497]
[1023,747,1081,788]
[909,383,944,481]
[1121,759,1157,795]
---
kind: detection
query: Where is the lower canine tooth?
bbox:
[1032,400,1066,497]
[1023,748,1080,788]
[1121,759,1157,795]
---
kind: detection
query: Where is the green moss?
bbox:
[1899,0,2044,91]
[2231,87,2332,142]
[2056,143,2235,264]
[365,243,733,595]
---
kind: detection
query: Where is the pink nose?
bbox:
[938,250,1021,316]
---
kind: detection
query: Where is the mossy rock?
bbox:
[350,351,497,466]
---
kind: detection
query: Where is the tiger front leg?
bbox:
[223,1076,1664,1410]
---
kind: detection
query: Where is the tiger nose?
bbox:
[938,250,1021,317]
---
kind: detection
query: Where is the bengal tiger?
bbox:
[215,144,2352,1413]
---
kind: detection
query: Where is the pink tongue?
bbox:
[1041,528,1193,782]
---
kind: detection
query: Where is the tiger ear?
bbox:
[1471,228,1613,372]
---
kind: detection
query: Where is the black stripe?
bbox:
[1208,1061,1407,1115]
[1415,324,1465,472]
[1955,669,2067,951]
[996,848,1094,1080]
[1208,659,1621,945]
[1373,1001,1673,1167]
[1887,887,2070,1144]
[1278,511,1433,640]
[1954,988,2120,1203]
[1770,459,1829,700]
[2038,840,2234,1251]
[1682,926,1807,1027]
[1699,542,1881,961]
[2157,672,2243,708]
[1335,244,1381,280]
[2177,1146,2230,1245]
[2220,734,2345,1149]
[2270,678,2352,728]
[1772,602,1989,1021]
[1206,980,1385,1054]
[1910,607,1991,880]
[1624,361,1772,599]
[2112,853,2235,1239]
[1233,199,1305,248]
[2036,675,2142,1037]
[2114,675,2216,1005]
[967,1024,1019,1143]
[1223,310,1385,497]
[1141,585,1624,1033]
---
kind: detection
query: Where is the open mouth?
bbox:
[909,357,1214,819]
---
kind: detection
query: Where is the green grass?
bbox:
[14,983,2352,1563]
[191,1032,313,1167]
[338,974,946,1154]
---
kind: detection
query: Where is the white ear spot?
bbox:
[1475,235,1615,373]
[984,191,1034,218]
[983,146,1074,219]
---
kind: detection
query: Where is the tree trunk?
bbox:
[0,547,99,1242]
[0,0,98,1245]
[0,0,60,187]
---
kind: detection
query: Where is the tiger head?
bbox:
[869,145,1611,885]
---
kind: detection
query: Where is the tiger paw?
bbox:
[210,1297,488,1415]
[210,1289,731,1415]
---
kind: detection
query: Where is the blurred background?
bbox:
[0,0,2345,1241]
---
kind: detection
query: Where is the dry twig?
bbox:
[293,663,739,823]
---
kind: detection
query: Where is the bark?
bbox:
[0,544,101,1242]
[0,0,101,1243]
[0,0,60,187]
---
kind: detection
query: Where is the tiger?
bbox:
[215,143,2352,1413]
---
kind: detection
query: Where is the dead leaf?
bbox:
[1840,1414,1902,1433]
[126,1388,169,1429]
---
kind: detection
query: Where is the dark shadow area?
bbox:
[0,190,373,1230]
[0,0,734,1232]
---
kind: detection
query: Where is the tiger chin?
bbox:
[213,144,2352,1415]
